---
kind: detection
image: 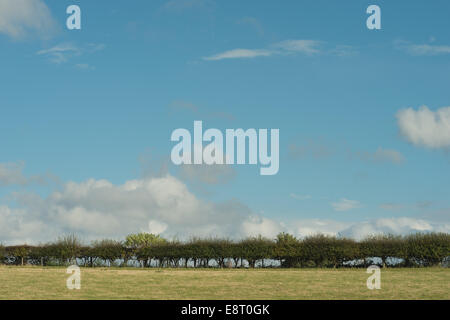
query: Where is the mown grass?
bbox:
[0,266,448,300]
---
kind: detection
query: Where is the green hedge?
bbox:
[1,233,449,268]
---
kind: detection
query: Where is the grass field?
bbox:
[0,266,448,300]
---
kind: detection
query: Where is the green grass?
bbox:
[0,266,448,300]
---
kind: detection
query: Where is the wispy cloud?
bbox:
[331,198,362,212]
[37,43,105,64]
[37,43,81,64]
[203,49,273,61]
[395,40,450,56]
[203,40,355,61]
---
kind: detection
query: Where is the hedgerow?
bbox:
[0,232,448,268]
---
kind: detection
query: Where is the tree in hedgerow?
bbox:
[125,233,167,267]
[50,234,83,265]
[273,233,301,268]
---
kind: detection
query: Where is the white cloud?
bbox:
[0,0,57,39]
[0,175,280,244]
[288,219,348,238]
[397,106,450,148]
[331,198,362,212]
[0,169,447,244]
[286,217,449,240]
[0,205,52,245]
[176,143,236,185]
[203,40,355,61]
[147,220,168,235]
[203,49,273,61]
[1,175,448,244]
[202,40,320,61]
[241,216,284,239]
[339,217,444,240]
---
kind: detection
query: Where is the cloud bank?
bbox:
[1,174,448,245]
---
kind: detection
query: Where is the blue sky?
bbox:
[1,0,450,244]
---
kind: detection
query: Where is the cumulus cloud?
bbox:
[0,169,447,244]
[147,220,168,235]
[174,142,236,185]
[0,0,57,39]
[397,106,450,148]
[241,216,284,239]
[331,198,362,212]
[0,175,281,244]
[1,176,448,244]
